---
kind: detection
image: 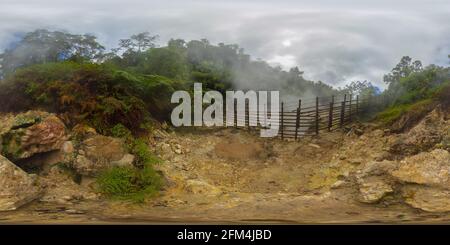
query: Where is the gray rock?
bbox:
[0,155,41,211]
[71,135,134,176]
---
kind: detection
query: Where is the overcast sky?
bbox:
[1,0,449,88]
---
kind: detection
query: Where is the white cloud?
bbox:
[0,0,449,89]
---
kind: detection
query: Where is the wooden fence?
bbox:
[230,94,368,139]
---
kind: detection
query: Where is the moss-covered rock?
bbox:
[0,111,67,161]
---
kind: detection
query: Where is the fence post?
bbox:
[315,97,319,135]
[340,94,346,128]
[281,102,284,140]
[295,99,301,140]
[328,95,334,131]
[356,95,359,115]
[245,100,249,129]
[349,94,353,122]
[234,100,237,127]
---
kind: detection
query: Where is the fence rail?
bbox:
[227,94,368,140]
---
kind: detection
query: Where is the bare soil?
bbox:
[2,127,450,224]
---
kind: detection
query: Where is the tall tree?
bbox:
[118,32,158,53]
[383,56,423,85]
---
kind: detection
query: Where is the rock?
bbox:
[355,160,397,178]
[374,151,392,162]
[71,124,97,139]
[308,143,321,149]
[65,209,86,215]
[0,154,41,211]
[331,180,346,189]
[0,111,67,161]
[358,177,393,203]
[172,144,183,154]
[112,154,135,167]
[353,161,397,203]
[389,107,448,156]
[402,186,450,212]
[39,165,99,204]
[61,141,75,154]
[159,143,172,155]
[71,135,134,176]
[185,180,222,196]
[390,149,450,188]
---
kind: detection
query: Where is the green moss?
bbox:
[1,131,24,160]
[11,115,40,130]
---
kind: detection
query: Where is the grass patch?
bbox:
[375,98,434,125]
[96,163,162,203]
[97,128,163,202]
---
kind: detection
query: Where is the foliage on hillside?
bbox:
[0,29,342,101]
[0,62,183,134]
[375,56,450,126]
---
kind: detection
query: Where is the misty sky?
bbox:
[1,0,449,88]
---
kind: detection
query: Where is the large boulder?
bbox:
[71,134,134,176]
[0,111,67,161]
[354,160,397,203]
[402,186,450,213]
[390,149,450,188]
[353,149,450,212]
[0,154,41,211]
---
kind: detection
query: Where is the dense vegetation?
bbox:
[375,56,450,127]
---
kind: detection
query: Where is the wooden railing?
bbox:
[230,94,368,139]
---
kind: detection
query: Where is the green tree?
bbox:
[383,56,423,104]
[0,29,104,77]
[114,32,159,67]
[119,32,158,53]
[137,47,189,79]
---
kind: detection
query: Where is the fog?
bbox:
[1,0,449,88]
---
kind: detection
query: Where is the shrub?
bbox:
[110,123,132,140]
[131,138,162,167]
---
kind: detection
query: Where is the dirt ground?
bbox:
[1,127,450,224]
